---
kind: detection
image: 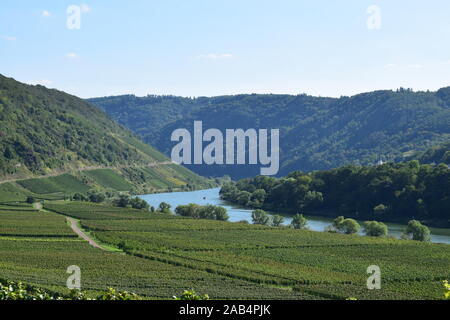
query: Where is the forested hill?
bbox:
[415,141,450,165]
[89,87,450,179]
[220,161,450,227]
[0,74,170,179]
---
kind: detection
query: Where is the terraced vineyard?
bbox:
[82,169,134,191]
[1,198,449,299]
[17,174,91,195]
[0,163,216,203]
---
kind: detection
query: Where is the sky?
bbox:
[1,0,450,99]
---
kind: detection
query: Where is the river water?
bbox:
[139,188,450,244]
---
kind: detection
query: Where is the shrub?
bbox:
[444,280,450,300]
[175,204,229,221]
[158,202,172,214]
[333,216,360,235]
[363,221,388,237]
[291,214,307,229]
[404,220,431,242]
[251,209,271,226]
[272,215,285,227]
[0,280,141,300]
[87,190,106,203]
[26,196,35,204]
[96,288,141,300]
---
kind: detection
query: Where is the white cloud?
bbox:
[42,10,51,17]
[28,79,53,86]
[80,4,91,13]
[385,63,396,68]
[198,53,234,60]
[66,53,79,59]
[2,35,16,41]
[407,64,423,69]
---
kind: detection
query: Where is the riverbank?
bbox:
[139,188,450,244]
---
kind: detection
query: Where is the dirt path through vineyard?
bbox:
[67,217,104,250]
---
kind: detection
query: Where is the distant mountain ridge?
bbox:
[89,87,450,179]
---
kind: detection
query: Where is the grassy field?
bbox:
[0,199,448,300]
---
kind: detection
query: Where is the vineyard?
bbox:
[0,199,448,299]
[17,174,91,195]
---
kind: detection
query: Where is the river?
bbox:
[139,187,450,244]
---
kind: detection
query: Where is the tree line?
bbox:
[248,209,430,241]
[220,160,450,227]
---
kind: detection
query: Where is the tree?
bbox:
[291,214,307,229]
[332,216,345,231]
[303,191,323,209]
[251,209,271,226]
[373,204,388,218]
[72,193,87,202]
[272,215,284,227]
[87,190,105,203]
[250,189,266,208]
[158,202,172,214]
[26,196,35,204]
[113,194,131,208]
[363,221,388,237]
[404,220,431,241]
[3,146,13,159]
[175,204,228,221]
[333,216,360,234]
[236,191,251,206]
[210,205,229,221]
[129,197,149,210]
[341,219,361,234]
[175,204,200,217]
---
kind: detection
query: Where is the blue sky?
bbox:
[1,0,449,98]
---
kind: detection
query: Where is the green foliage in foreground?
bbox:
[0,280,141,300]
[174,289,210,301]
[220,161,450,227]
[444,280,450,300]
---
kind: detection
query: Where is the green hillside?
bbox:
[0,74,169,178]
[0,74,213,193]
[90,87,450,178]
[414,141,450,165]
